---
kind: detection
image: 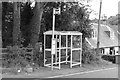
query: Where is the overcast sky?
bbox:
[88,0,120,19]
[30,0,120,19]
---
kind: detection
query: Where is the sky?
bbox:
[30,0,120,19]
[86,0,120,19]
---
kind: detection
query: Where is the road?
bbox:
[49,67,118,78]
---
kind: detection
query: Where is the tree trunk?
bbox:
[13,2,21,45]
[0,2,2,70]
[0,1,2,48]
[29,2,44,47]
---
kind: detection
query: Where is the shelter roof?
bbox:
[44,30,82,35]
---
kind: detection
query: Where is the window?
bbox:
[104,31,110,37]
[92,29,97,39]
[105,31,114,39]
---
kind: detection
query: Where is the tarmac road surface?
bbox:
[49,67,118,78]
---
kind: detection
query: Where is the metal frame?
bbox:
[43,31,82,70]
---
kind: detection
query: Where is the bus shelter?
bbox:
[43,30,82,70]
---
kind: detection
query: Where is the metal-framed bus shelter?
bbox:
[43,30,82,70]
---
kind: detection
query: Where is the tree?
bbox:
[13,2,21,45]
[2,1,96,66]
[29,2,45,47]
[43,2,92,41]
[108,14,119,25]
[0,1,2,48]
[28,1,92,47]
[2,1,92,48]
[20,2,33,46]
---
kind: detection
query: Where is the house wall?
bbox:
[114,47,119,55]
[103,47,119,55]
[104,48,110,55]
[100,48,104,54]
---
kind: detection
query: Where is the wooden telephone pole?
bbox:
[97,0,102,55]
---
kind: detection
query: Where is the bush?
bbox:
[3,42,44,70]
[82,48,100,64]
[2,45,33,69]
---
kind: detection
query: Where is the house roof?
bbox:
[108,24,120,40]
[87,23,119,48]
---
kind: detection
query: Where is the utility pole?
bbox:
[97,0,102,55]
[51,7,61,70]
[0,1,2,79]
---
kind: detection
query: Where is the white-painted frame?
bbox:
[43,31,82,70]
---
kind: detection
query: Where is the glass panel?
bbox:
[72,35,81,48]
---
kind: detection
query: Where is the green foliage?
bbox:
[3,43,44,69]
[2,2,13,47]
[42,2,92,40]
[2,45,33,68]
[2,2,26,47]
[82,42,100,64]
[2,2,95,65]
[2,2,92,47]
[82,48,100,64]
[107,14,119,25]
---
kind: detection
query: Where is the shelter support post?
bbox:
[51,54,53,70]
[59,35,61,69]
[55,35,58,64]
[80,35,82,67]
[70,35,73,68]
[66,35,68,64]
[44,35,46,66]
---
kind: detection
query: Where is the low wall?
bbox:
[102,55,115,63]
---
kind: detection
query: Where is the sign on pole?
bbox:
[39,42,42,52]
[54,7,61,15]
[51,39,56,54]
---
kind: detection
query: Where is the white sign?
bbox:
[51,39,56,54]
[39,42,42,52]
[54,8,61,15]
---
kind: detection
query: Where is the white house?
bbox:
[86,23,119,55]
